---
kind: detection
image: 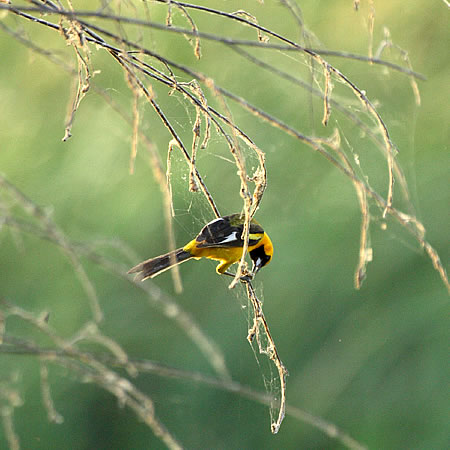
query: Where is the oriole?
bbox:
[128,214,273,281]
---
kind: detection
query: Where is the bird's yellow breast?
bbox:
[183,233,267,274]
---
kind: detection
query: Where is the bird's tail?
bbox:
[128,248,192,281]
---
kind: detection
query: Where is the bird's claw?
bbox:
[239,272,254,282]
[222,271,254,282]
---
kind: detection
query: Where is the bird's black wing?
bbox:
[195,215,263,248]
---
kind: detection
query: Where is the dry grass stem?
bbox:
[0,337,366,449]
[231,10,269,43]
[321,63,333,126]
[0,310,4,345]
[189,99,202,193]
[0,175,103,323]
[40,363,64,424]
[21,0,440,290]
[1,300,183,450]
[367,1,375,61]
[174,3,202,59]
[6,3,415,243]
[1,205,231,380]
[36,0,441,290]
[126,76,141,174]
[147,139,185,293]
[245,281,288,434]
[374,28,421,106]
[0,406,20,450]
[317,129,372,288]
[60,18,92,141]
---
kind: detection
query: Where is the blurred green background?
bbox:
[0,1,448,449]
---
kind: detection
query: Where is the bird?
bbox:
[128,213,273,282]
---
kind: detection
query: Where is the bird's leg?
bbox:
[222,271,254,282]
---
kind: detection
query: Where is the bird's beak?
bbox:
[252,258,263,275]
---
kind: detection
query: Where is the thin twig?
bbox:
[1,213,232,378]
[0,300,183,450]
[1,4,425,80]
[39,362,64,424]
[0,336,367,449]
[0,175,103,323]
[244,280,288,434]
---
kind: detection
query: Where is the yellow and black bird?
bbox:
[128,214,273,281]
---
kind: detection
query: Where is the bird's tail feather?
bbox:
[128,248,192,281]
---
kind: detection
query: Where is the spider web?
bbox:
[111,0,443,434]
